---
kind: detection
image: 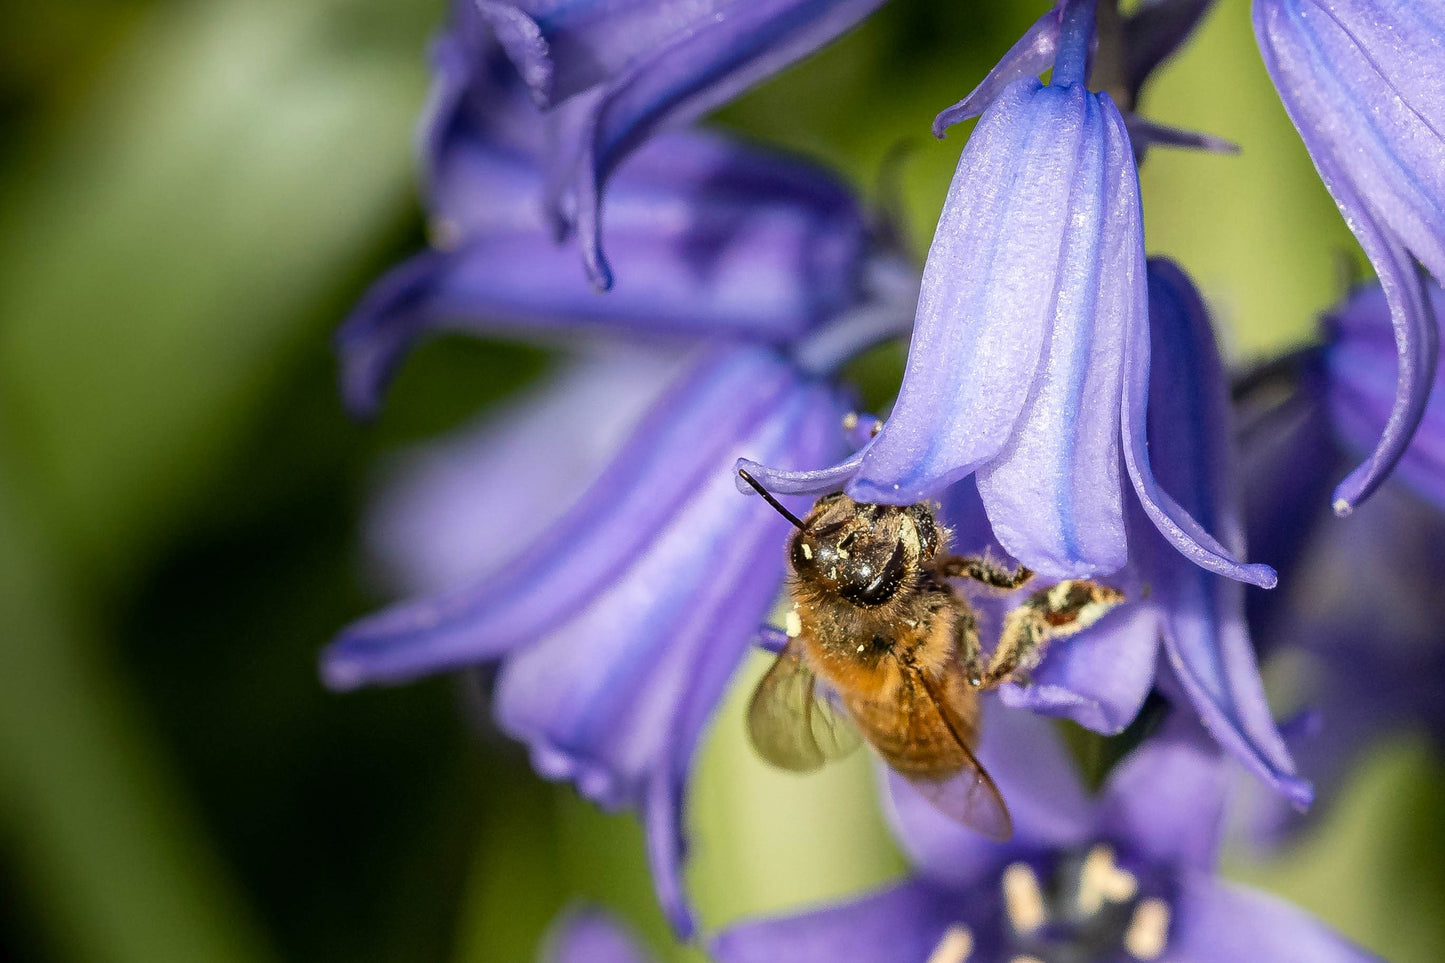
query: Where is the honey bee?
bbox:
[738,469,1123,840]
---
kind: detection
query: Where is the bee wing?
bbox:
[747,638,862,772]
[908,669,1013,842]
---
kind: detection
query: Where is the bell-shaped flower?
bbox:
[741,5,1269,587]
[712,710,1375,963]
[323,345,852,937]
[1253,0,1445,514]
[474,0,890,287]
[338,11,881,416]
[1236,280,1445,845]
[985,260,1302,804]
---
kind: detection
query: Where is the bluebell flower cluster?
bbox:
[320,0,1445,956]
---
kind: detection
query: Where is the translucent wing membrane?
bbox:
[747,638,862,771]
[912,670,1013,841]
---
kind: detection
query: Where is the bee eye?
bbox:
[839,540,908,607]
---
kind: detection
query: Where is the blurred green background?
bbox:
[0,1,1440,961]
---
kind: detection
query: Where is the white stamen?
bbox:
[1123,897,1170,959]
[926,924,973,963]
[1077,844,1135,915]
[784,610,802,638]
[842,412,860,431]
[1002,862,1046,933]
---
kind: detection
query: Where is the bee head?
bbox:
[788,493,940,608]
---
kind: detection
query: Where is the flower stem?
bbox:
[1053,0,1099,87]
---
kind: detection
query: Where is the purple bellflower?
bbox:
[741,1,1272,589]
[321,12,924,939]
[712,708,1375,963]
[339,8,890,417]
[1236,280,1445,844]
[1253,0,1445,515]
[476,0,891,288]
[325,343,851,939]
[541,906,653,963]
[990,260,1306,805]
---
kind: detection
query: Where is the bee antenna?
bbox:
[737,468,807,530]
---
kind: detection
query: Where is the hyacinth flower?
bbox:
[1253,0,1445,515]
[541,907,654,963]
[475,0,891,288]
[749,259,1306,813]
[741,0,1272,589]
[713,709,1374,963]
[322,14,927,937]
[1236,280,1445,843]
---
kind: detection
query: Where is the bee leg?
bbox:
[978,579,1125,688]
[955,605,986,688]
[935,555,1034,590]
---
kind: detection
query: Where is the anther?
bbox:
[1002,862,1046,933]
[926,924,974,963]
[1123,897,1171,960]
[1076,844,1137,916]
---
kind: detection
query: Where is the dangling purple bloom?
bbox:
[339,11,880,416]
[992,259,1304,804]
[323,346,850,937]
[1253,0,1444,514]
[712,709,1376,963]
[1237,279,1445,844]
[742,2,1270,588]
[475,0,891,288]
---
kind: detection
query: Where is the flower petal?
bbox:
[996,601,1159,735]
[1169,870,1384,963]
[320,347,806,689]
[1253,0,1444,514]
[541,907,653,963]
[1097,712,1228,871]
[366,347,688,596]
[490,362,848,936]
[711,879,988,963]
[1327,281,1445,512]
[1122,0,1217,103]
[1122,261,1278,589]
[566,0,887,288]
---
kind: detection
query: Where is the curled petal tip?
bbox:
[318,651,368,693]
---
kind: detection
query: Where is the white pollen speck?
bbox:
[801,543,813,560]
[842,412,859,430]
[926,925,974,963]
[856,644,865,653]
[785,610,803,638]
[1333,497,1353,517]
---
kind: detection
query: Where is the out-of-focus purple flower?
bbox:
[339,15,885,417]
[742,5,1270,589]
[993,260,1305,805]
[541,906,653,963]
[712,709,1375,963]
[1238,280,1445,844]
[323,346,850,937]
[1253,0,1444,515]
[474,0,890,288]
